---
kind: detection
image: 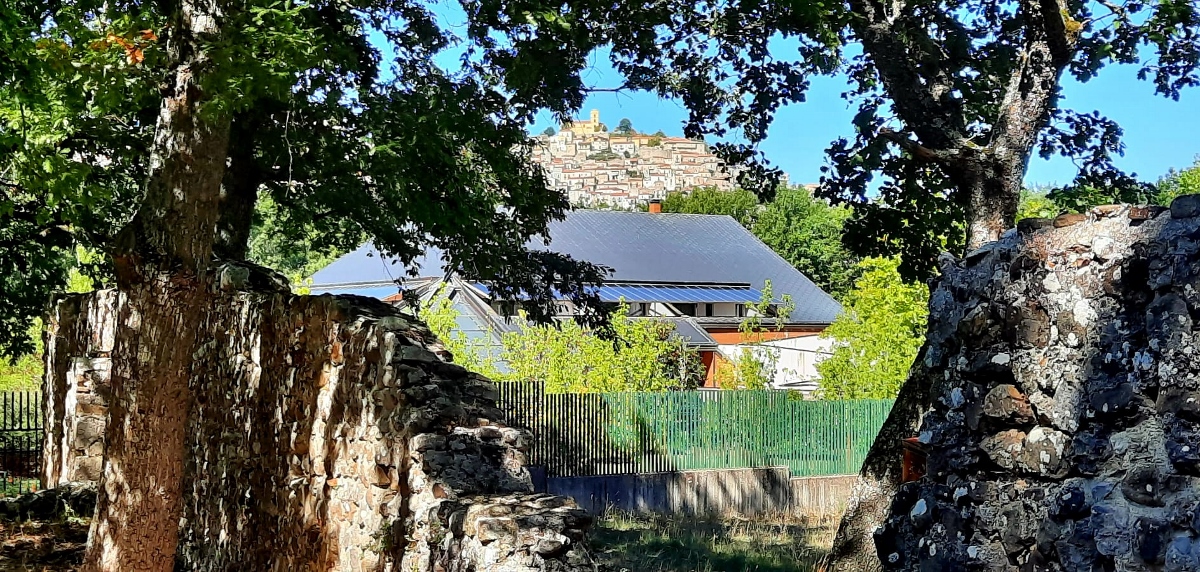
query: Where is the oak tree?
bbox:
[469,0,1197,567]
[8,0,1200,568]
[3,0,610,568]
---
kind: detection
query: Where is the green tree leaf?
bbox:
[816,257,928,400]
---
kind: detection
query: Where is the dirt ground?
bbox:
[0,519,87,572]
[0,512,835,571]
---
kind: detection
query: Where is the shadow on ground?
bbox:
[591,511,835,572]
[0,518,87,571]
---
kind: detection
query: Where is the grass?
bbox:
[0,504,838,571]
[591,510,836,572]
[0,353,40,393]
[0,477,40,498]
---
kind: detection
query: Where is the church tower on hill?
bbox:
[561,109,603,135]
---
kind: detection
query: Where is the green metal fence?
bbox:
[496,382,894,478]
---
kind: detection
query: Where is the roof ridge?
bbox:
[571,209,737,219]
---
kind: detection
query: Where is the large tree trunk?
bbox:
[824,154,1029,572]
[823,362,932,572]
[84,279,216,571]
[47,289,601,571]
[213,118,260,261]
[956,152,1027,251]
[82,0,232,568]
[824,1,1078,567]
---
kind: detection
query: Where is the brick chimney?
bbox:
[648,199,662,213]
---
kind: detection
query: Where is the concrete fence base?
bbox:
[531,466,854,519]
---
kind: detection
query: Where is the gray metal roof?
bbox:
[641,317,719,349]
[309,210,842,325]
[420,281,717,369]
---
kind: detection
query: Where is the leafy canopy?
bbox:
[1014,157,1200,219]
[816,257,928,400]
[752,187,859,300]
[468,0,1200,275]
[1154,156,1200,205]
[503,305,702,393]
[660,187,761,227]
[0,0,632,359]
[8,0,1200,360]
[421,296,702,393]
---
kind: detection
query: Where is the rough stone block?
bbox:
[878,213,1200,570]
[42,291,597,571]
[1171,194,1200,219]
[981,384,1034,423]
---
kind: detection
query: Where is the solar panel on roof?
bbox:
[469,282,763,303]
[598,285,763,303]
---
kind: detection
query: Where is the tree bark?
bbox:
[953,152,1027,250]
[823,358,932,572]
[823,155,1025,572]
[213,119,260,261]
[823,0,1078,568]
[82,0,232,569]
[957,0,1076,249]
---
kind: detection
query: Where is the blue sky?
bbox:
[526,50,1200,188]
[378,9,1200,189]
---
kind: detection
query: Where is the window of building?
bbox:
[673,303,696,316]
[705,303,714,317]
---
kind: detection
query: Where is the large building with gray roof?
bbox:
[308,208,842,391]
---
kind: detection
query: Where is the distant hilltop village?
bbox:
[532,110,749,209]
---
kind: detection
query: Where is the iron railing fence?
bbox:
[0,391,42,496]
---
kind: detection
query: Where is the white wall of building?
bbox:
[717,335,833,393]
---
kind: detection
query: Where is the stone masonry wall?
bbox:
[43,280,594,571]
[43,290,118,486]
[878,199,1200,571]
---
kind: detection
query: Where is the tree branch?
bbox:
[989,0,1079,156]
[1095,0,1129,20]
[0,179,26,193]
[878,128,958,163]
[1035,0,1079,66]
[845,0,969,153]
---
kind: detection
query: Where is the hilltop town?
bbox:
[532,110,740,208]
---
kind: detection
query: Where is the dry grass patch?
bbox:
[591,510,836,572]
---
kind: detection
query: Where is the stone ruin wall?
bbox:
[879,199,1200,571]
[43,286,594,571]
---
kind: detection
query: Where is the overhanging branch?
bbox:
[878,129,957,163]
